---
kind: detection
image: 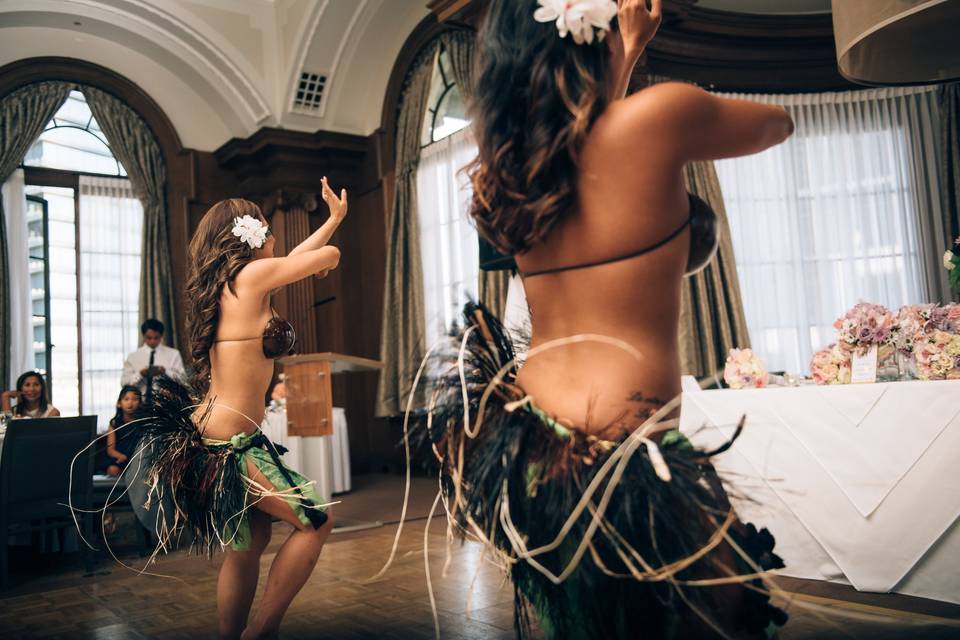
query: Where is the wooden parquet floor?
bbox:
[1,475,959,639]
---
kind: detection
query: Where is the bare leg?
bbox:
[239,459,334,640]
[218,509,272,639]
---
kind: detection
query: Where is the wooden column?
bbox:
[264,190,320,354]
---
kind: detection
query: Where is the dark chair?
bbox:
[0,416,97,589]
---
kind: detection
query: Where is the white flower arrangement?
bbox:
[534,0,618,45]
[231,215,269,250]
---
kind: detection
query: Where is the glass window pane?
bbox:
[23,90,126,176]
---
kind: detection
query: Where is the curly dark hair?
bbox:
[467,0,616,255]
[184,199,261,394]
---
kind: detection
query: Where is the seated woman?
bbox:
[104,385,143,476]
[421,1,794,638]
[1,371,60,419]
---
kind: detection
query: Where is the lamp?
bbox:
[832,0,960,85]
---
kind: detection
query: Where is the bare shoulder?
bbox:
[607,82,712,134]
[591,82,712,161]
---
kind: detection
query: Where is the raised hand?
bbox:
[617,0,662,54]
[321,176,348,223]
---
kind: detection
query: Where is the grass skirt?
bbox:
[422,302,787,639]
[129,377,328,555]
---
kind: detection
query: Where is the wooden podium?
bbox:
[278,353,383,436]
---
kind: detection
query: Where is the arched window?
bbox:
[19,89,143,426]
[421,47,469,145]
[417,45,478,347]
[24,90,126,176]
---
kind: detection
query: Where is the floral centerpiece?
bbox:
[834,302,899,379]
[810,343,853,385]
[723,348,769,389]
[945,236,960,295]
[834,302,896,353]
[913,330,960,380]
[894,304,939,354]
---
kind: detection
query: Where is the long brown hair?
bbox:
[467,0,614,255]
[184,198,261,393]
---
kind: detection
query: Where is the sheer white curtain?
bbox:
[2,169,34,387]
[416,127,479,348]
[79,176,143,430]
[715,86,943,374]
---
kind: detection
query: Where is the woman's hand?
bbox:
[321,176,348,223]
[114,453,128,464]
[617,0,662,56]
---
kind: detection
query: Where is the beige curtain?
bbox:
[376,42,440,417]
[940,83,960,300]
[82,86,178,349]
[441,29,512,318]
[679,163,751,378]
[0,81,72,387]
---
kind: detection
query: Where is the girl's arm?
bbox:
[610,0,662,100]
[237,245,342,295]
[106,423,121,458]
[288,178,348,256]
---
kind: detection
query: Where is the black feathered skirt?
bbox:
[422,302,787,639]
[128,377,328,555]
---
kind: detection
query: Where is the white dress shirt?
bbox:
[122,343,186,388]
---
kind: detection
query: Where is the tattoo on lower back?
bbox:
[627,391,666,405]
[627,391,666,422]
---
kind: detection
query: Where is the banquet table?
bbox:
[679,379,960,605]
[259,404,351,500]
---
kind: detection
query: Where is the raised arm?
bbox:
[633,82,794,162]
[610,0,662,100]
[288,177,348,257]
[236,245,341,295]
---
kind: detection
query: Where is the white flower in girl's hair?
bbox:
[231,215,268,249]
[534,0,618,45]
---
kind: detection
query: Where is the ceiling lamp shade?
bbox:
[832,0,960,85]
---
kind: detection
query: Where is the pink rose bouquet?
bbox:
[810,343,852,385]
[723,348,769,389]
[913,330,960,380]
[834,302,896,353]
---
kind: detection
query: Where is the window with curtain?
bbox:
[417,46,478,348]
[79,177,143,427]
[20,89,143,428]
[714,87,942,374]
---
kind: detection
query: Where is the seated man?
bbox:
[121,319,186,403]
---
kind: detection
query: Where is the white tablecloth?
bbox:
[259,406,351,499]
[680,380,960,604]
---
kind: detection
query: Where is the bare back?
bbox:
[515,83,793,438]
[197,281,276,439]
[515,98,689,437]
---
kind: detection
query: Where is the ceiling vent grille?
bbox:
[292,71,327,114]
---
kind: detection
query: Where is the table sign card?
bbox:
[850,344,878,384]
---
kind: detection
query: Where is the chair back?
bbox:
[0,416,97,522]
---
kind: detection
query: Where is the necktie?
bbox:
[145,349,156,406]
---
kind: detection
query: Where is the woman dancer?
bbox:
[420,1,795,638]
[136,178,346,640]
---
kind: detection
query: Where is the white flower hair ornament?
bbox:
[534,0,618,45]
[231,215,269,250]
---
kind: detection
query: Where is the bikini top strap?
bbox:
[520,214,693,279]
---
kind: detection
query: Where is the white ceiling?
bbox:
[698,0,831,14]
[0,0,429,150]
[0,0,834,151]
